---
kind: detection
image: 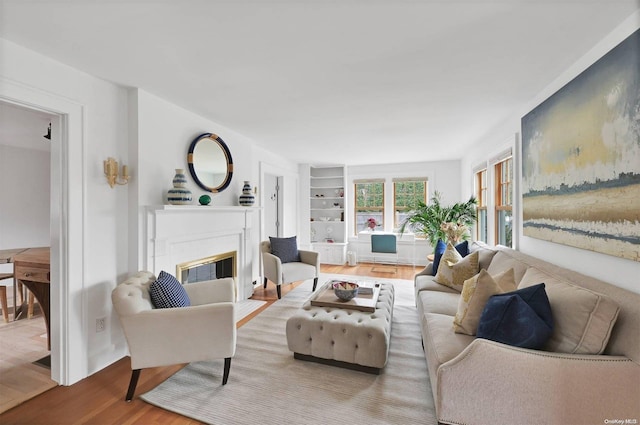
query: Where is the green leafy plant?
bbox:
[399,191,478,246]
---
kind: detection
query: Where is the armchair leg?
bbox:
[276,285,282,299]
[222,357,232,385]
[263,277,268,289]
[126,369,141,402]
[313,277,318,291]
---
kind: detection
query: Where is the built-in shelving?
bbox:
[303,165,348,265]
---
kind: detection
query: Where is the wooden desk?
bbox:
[14,247,50,350]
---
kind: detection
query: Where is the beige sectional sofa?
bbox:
[415,241,640,425]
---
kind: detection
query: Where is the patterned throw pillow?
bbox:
[269,236,301,263]
[149,271,191,309]
[453,268,516,335]
[432,240,469,276]
[434,243,479,292]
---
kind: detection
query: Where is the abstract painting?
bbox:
[521,29,640,262]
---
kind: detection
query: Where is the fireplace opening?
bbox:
[176,250,237,284]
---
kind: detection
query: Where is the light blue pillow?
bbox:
[270,236,300,263]
[149,271,191,309]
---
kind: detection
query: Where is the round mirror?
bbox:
[187,133,233,192]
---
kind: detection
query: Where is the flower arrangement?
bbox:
[440,221,468,244]
[366,217,378,230]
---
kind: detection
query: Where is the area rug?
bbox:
[141,274,436,425]
[234,298,266,322]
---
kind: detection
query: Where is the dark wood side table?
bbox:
[14,247,51,350]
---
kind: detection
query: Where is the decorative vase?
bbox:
[167,169,193,205]
[239,180,255,206]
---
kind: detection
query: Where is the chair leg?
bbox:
[276,285,282,299]
[263,277,268,289]
[222,357,231,385]
[0,286,8,323]
[126,369,141,402]
[312,277,318,292]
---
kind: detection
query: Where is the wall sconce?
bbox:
[103,157,129,188]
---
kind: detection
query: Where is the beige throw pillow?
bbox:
[453,268,517,335]
[434,242,479,292]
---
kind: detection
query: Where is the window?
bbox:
[475,168,488,242]
[354,181,384,234]
[495,157,513,247]
[393,179,427,231]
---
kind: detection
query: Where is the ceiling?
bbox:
[0,0,637,165]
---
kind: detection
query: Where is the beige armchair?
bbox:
[261,240,320,299]
[111,271,236,401]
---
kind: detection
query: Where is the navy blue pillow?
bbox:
[455,240,469,257]
[432,240,469,276]
[149,271,191,309]
[477,283,554,350]
[270,236,300,263]
[431,239,447,275]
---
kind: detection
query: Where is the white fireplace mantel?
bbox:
[143,205,261,300]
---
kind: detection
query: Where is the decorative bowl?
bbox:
[333,281,359,301]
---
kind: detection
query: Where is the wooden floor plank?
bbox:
[0,263,419,424]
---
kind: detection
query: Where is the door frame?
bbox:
[1,77,86,385]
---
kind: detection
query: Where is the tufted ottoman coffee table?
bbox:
[285,282,394,374]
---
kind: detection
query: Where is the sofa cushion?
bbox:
[434,244,479,292]
[469,241,498,270]
[270,236,301,263]
[476,283,554,349]
[422,313,476,369]
[453,268,516,335]
[486,250,530,284]
[415,275,460,294]
[419,290,460,317]
[519,267,620,354]
[149,271,191,309]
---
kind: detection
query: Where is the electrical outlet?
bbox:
[96,317,106,333]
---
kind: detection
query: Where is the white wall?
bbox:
[0,37,130,382]
[0,145,50,250]
[1,39,300,383]
[460,13,640,293]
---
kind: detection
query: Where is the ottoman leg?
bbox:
[276,285,282,299]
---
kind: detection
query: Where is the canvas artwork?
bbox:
[521,29,640,262]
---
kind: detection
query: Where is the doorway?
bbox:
[0,100,57,411]
[264,173,283,238]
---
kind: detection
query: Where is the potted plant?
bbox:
[399,191,478,246]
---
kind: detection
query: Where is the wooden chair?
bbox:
[0,273,11,322]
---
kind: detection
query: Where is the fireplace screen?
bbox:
[176,250,237,284]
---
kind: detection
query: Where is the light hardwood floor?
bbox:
[0,290,56,414]
[0,263,420,424]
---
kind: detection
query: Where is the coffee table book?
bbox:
[310,280,381,312]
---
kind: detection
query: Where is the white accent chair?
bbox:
[111,271,236,401]
[261,241,320,299]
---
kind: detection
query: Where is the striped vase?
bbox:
[167,169,193,205]
[238,181,255,206]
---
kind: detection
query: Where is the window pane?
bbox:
[477,208,487,242]
[497,209,512,247]
[355,182,384,233]
[394,180,426,230]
